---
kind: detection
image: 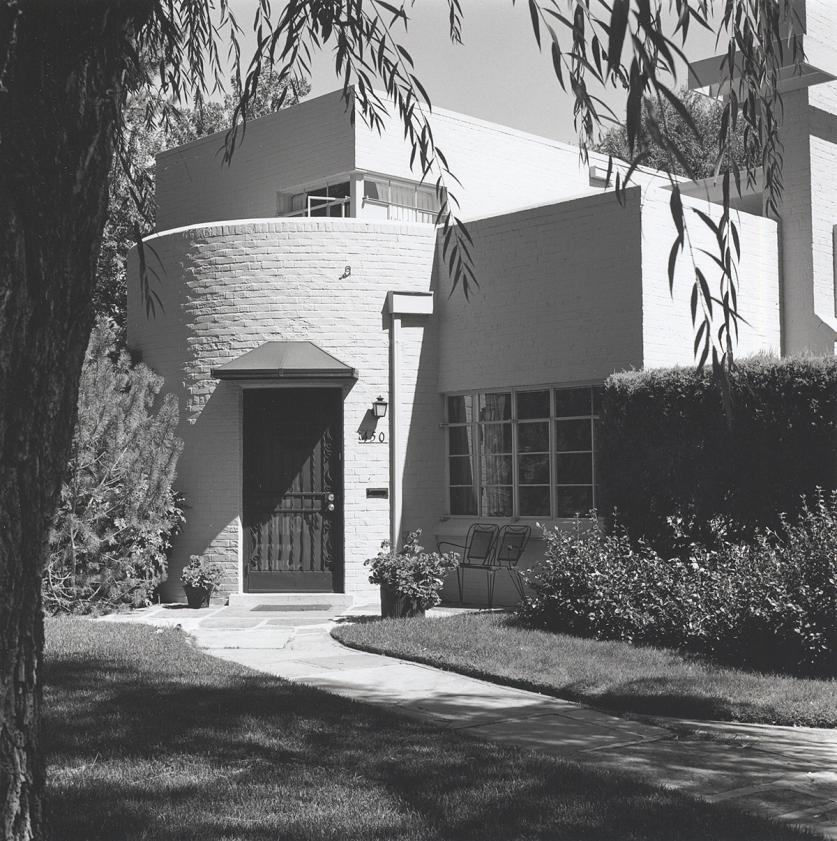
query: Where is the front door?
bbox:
[243,389,342,592]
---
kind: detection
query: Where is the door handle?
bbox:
[327,503,335,512]
[326,493,335,502]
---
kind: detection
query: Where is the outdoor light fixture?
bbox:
[372,396,388,419]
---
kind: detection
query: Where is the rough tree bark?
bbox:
[0,2,151,837]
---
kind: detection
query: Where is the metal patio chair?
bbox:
[437,523,499,607]
[490,524,531,603]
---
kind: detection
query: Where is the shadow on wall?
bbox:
[130,237,245,603]
[399,276,444,571]
[161,380,242,602]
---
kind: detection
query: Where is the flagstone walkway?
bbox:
[102,601,837,839]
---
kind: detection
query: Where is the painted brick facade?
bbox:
[127,218,437,601]
[639,190,781,366]
[128,79,826,606]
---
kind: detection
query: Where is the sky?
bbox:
[227,0,723,144]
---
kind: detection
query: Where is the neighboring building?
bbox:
[127,22,836,605]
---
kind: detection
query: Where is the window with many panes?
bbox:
[445,386,600,518]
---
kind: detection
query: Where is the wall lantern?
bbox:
[372,395,388,419]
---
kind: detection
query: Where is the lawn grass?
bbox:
[43,618,819,841]
[331,612,837,728]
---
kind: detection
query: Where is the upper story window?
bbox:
[280,182,351,217]
[363,177,439,223]
[445,386,601,519]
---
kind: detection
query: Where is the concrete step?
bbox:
[227,592,355,610]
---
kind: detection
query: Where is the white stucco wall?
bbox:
[639,189,781,367]
[355,100,673,221]
[155,90,356,231]
[127,218,438,601]
[437,188,645,394]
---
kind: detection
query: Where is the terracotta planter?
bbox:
[380,584,425,619]
[184,585,211,609]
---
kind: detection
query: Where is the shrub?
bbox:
[599,355,837,547]
[44,321,184,614]
[180,556,224,592]
[517,491,837,676]
[365,529,459,612]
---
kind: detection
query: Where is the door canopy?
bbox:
[211,342,357,383]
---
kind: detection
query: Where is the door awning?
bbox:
[211,342,358,382]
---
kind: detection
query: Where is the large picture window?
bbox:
[445,386,600,518]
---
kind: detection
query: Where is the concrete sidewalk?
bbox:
[104,601,837,839]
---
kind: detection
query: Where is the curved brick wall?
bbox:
[127,218,440,601]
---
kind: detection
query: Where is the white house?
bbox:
[127,18,836,605]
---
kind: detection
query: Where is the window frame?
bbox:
[443,384,601,521]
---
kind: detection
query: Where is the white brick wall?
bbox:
[437,188,645,394]
[639,188,781,366]
[127,218,437,601]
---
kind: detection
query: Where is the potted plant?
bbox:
[180,555,224,608]
[365,529,459,618]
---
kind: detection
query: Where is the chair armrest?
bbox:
[436,540,464,554]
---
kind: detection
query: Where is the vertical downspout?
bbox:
[389,313,401,551]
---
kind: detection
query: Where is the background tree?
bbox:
[594,87,748,179]
[0,2,801,838]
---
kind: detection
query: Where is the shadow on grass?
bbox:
[43,621,817,841]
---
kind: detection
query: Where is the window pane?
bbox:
[450,486,477,515]
[481,486,512,516]
[415,185,438,212]
[519,453,549,484]
[327,181,350,198]
[555,486,594,517]
[448,426,473,456]
[364,179,385,201]
[518,421,548,453]
[481,455,512,485]
[390,181,415,206]
[481,423,512,454]
[555,387,591,417]
[447,394,472,424]
[517,389,549,419]
[449,456,474,485]
[519,486,550,516]
[479,392,511,421]
[555,418,592,451]
[556,452,593,484]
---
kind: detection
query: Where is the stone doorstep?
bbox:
[227,593,356,609]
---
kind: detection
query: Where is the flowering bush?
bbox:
[517,490,837,676]
[365,530,459,612]
[180,556,225,593]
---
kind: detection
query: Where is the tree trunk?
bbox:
[0,3,151,837]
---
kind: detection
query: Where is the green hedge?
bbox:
[599,356,837,545]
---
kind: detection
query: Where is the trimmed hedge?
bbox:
[517,491,837,676]
[599,355,837,546]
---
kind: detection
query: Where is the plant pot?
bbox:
[380,583,425,619]
[184,585,211,609]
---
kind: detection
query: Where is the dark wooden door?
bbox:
[243,389,342,592]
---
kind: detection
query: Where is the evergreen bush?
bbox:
[599,355,837,547]
[44,321,184,613]
[517,490,837,676]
